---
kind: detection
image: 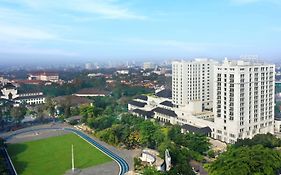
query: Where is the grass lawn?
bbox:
[8,133,112,175]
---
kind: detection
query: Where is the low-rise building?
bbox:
[28,71,59,82]
[0,83,45,105]
[128,90,214,136]
[73,88,109,97]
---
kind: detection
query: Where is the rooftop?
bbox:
[75,88,109,95]
[2,83,16,89]
[65,115,83,122]
[14,95,46,100]
[128,100,147,107]
[182,124,212,135]
[28,71,59,76]
[160,100,173,107]
[18,88,43,94]
[134,95,148,101]
[153,107,177,117]
[54,95,93,106]
[221,59,273,67]
[132,109,154,118]
[155,89,172,98]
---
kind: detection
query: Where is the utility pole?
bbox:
[72,144,75,173]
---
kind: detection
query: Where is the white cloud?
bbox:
[4,0,146,20]
[0,46,78,57]
[230,0,261,4]
[230,0,281,5]
[123,38,207,52]
[0,24,57,41]
[69,0,146,20]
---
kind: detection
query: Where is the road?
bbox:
[2,125,129,175]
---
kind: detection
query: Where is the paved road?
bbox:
[2,125,129,175]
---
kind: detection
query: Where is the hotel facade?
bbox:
[172,59,217,110]
[129,58,275,143]
[213,59,275,143]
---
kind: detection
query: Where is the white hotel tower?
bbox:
[172,59,217,110]
[213,59,275,143]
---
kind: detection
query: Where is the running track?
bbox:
[3,127,129,175]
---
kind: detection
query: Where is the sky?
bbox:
[0,0,281,64]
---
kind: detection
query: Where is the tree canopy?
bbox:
[209,145,281,175]
[10,106,27,122]
[234,133,281,148]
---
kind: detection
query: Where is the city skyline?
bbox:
[1,0,281,64]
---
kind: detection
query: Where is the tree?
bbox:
[126,131,141,148]
[182,133,210,154]
[139,121,157,148]
[36,105,45,121]
[142,167,162,175]
[168,163,195,175]
[79,105,94,117]
[168,126,210,154]
[60,97,71,118]
[168,125,183,144]
[0,137,5,148]
[207,150,215,158]
[208,145,281,175]
[235,133,281,148]
[45,97,56,116]
[10,106,26,122]
[153,129,165,148]
[134,157,142,170]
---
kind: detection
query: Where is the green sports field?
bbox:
[7,133,112,175]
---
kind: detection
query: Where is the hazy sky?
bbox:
[0,0,281,63]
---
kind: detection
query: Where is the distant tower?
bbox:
[143,62,155,70]
[85,63,94,70]
[165,149,171,171]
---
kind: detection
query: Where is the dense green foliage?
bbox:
[234,133,281,148]
[0,100,25,123]
[111,83,153,99]
[20,77,107,97]
[8,134,111,175]
[168,125,210,154]
[142,167,163,175]
[208,134,281,175]
[10,105,27,122]
[208,145,281,175]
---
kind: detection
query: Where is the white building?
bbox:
[143,62,155,70]
[0,83,45,105]
[0,76,9,85]
[28,72,59,82]
[73,88,109,97]
[85,63,94,70]
[116,70,129,75]
[213,59,275,143]
[172,59,217,110]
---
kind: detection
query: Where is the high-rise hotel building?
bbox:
[172,59,217,110]
[213,59,275,143]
